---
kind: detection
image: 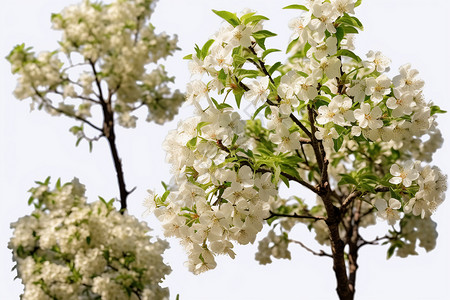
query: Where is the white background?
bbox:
[1,0,449,299]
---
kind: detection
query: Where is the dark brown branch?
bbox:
[299,143,310,167]
[89,60,131,212]
[340,190,362,213]
[358,235,390,249]
[307,105,325,174]
[289,239,332,258]
[266,211,325,221]
[348,199,363,296]
[341,186,390,214]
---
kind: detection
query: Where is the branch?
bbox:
[289,239,332,258]
[89,60,131,212]
[266,211,325,221]
[53,89,100,104]
[33,87,103,132]
[307,105,325,174]
[246,46,314,139]
[341,186,390,214]
[358,235,391,249]
[340,190,362,213]
[88,59,106,102]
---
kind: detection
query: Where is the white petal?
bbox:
[389,198,401,209]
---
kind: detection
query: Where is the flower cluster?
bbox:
[10,178,171,300]
[145,106,277,273]
[7,0,184,146]
[148,0,446,272]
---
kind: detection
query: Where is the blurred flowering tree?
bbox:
[7,0,182,298]
[7,0,183,210]
[10,178,171,299]
[147,0,447,299]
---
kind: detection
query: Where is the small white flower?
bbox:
[364,50,391,73]
[353,103,383,130]
[244,76,270,105]
[389,161,419,187]
[393,64,425,92]
[375,198,402,225]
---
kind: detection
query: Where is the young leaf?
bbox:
[244,14,269,25]
[252,30,277,39]
[201,39,215,59]
[268,62,282,75]
[262,48,281,60]
[333,135,344,152]
[430,105,447,115]
[286,38,299,53]
[283,4,308,11]
[338,15,364,30]
[336,49,362,62]
[234,90,244,108]
[252,104,267,120]
[335,26,345,44]
[212,10,240,27]
[183,54,192,59]
[186,137,197,150]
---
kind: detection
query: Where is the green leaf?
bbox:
[212,10,240,27]
[335,26,345,44]
[286,38,299,54]
[430,105,446,115]
[239,12,256,23]
[201,39,215,59]
[186,136,197,150]
[232,54,247,68]
[194,44,201,58]
[333,135,344,152]
[254,38,266,50]
[253,30,277,39]
[315,95,331,103]
[320,85,334,96]
[339,174,358,186]
[75,137,82,147]
[340,25,359,34]
[252,104,267,120]
[211,97,232,110]
[236,69,260,78]
[336,49,361,62]
[262,48,281,60]
[183,54,193,60]
[338,14,364,30]
[280,174,290,187]
[69,125,82,135]
[314,98,329,109]
[243,14,269,25]
[196,122,210,134]
[355,0,362,7]
[387,244,396,259]
[234,90,244,108]
[268,62,282,75]
[283,4,308,11]
[334,125,346,135]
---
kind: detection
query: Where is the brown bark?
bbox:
[90,60,130,212]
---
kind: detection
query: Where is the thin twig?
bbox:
[266,211,325,221]
[289,239,332,258]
